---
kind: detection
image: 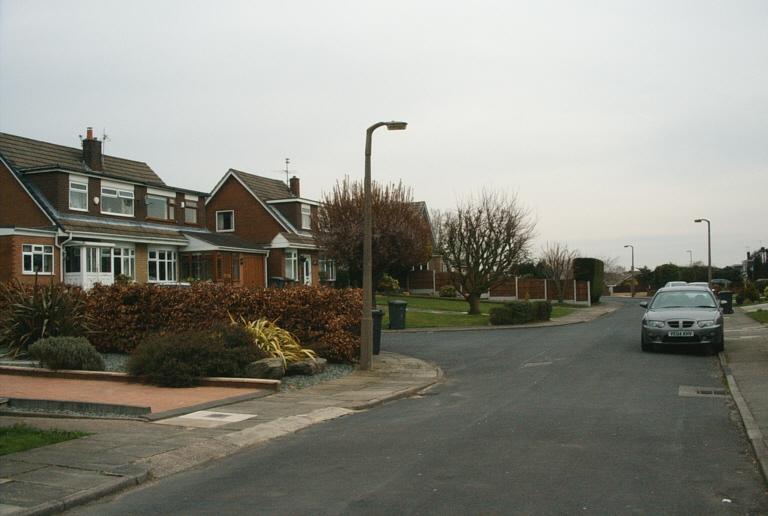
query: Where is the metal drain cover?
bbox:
[679,385,728,398]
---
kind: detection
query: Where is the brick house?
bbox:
[0,129,269,287]
[205,169,334,286]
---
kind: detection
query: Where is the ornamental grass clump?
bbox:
[0,280,89,358]
[233,315,317,366]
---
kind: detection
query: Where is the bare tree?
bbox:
[540,242,579,303]
[439,190,535,314]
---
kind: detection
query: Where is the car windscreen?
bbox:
[650,291,717,309]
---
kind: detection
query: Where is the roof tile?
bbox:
[0,132,165,186]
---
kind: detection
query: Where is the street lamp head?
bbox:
[385,121,408,131]
[694,219,702,223]
[624,244,631,248]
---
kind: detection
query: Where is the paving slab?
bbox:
[720,308,768,482]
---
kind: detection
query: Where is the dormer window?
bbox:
[301,204,311,230]
[69,177,88,211]
[101,181,134,217]
[216,210,234,232]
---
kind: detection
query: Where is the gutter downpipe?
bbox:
[55,231,74,283]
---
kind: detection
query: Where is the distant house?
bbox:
[205,169,333,286]
[0,129,268,287]
[410,201,445,273]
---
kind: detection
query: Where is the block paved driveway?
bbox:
[73,299,768,515]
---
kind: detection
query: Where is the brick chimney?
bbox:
[289,176,300,197]
[82,127,103,171]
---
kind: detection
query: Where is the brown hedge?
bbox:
[85,284,363,363]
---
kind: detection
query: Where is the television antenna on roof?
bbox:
[272,158,299,185]
[102,129,111,154]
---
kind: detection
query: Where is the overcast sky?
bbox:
[1,0,766,270]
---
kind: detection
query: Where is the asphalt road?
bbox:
[73,299,768,515]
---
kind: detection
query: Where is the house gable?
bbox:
[0,156,56,228]
[205,175,286,244]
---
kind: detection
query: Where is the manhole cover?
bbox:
[679,386,728,398]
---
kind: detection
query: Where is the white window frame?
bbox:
[285,249,298,280]
[100,183,135,217]
[301,204,311,230]
[22,244,54,275]
[113,247,136,279]
[319,257,336,281]
[216,210,235,232]
[148,248,178,283]
[68,177,88,211]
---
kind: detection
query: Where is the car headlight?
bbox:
[646,320,665,328]
[698,320,715,328]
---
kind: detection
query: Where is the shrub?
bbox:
[128,328,263,387]
[736,291,746,305]
[530,301,552,321]
[86,284,362,362]
[377,274,400,293]
[28,337,105,371]
[0,281,89,358]
[764,286,768,300]
[743,283,761,303]
[490,301,533,325]
[573,258,604,304]
[439,285,457,298]
[489,300,551,325]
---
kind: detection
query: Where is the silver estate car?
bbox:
[640,286,725,354]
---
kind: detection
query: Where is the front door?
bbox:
[302,256,312,285]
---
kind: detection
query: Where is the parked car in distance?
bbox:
[640,286,725,354]
[664,281,688,287]
[688,282,711,289]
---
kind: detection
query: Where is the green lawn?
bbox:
[747,310,768,325]
[0,424,88,456]
[377,295,581,328]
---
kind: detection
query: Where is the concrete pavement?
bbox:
[719,307,768,482]
[0,352,441,515]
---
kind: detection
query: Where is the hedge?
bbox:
[489,300,551,325]
[84,283,362,363]
[573,258,604,304]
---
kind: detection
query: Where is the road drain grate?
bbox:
[679,385,728,398]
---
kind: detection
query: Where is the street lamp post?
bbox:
[686,250,692,267]
[624,244,635,297]
[694,218,712,284]
[361,121,407,371]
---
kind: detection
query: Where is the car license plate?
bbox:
[668,330,694,337]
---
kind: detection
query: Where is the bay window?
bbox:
[319,257,336,281]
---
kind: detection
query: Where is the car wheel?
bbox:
[716,331,725,353]
[641,333,653,352]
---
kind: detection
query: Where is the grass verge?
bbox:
[377,295,581,328]
[0,423,88,455]
[747,310,768,325]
